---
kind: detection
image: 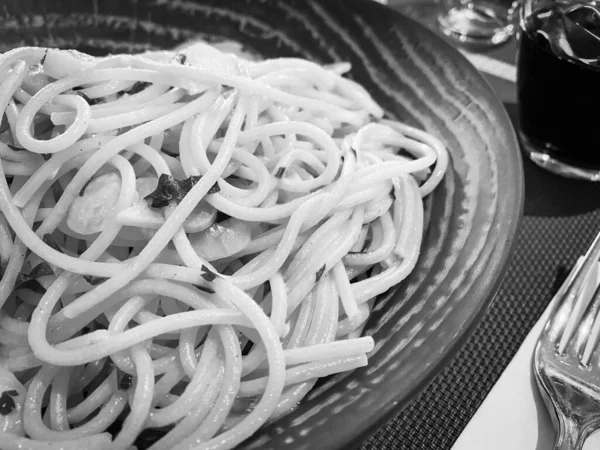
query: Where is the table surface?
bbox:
[359,3,600,449]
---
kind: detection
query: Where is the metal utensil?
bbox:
[534,230,600,450]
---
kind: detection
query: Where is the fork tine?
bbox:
[556,232,600,354]
[539,257,586,343]
[557,287,596,361]
[533,230,600,450]
[557,262,598,354]
[580,283,600,366]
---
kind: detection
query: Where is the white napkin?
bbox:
[452,258,600,450]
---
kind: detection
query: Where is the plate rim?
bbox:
[342,4,525,447]
[0,0,525,447]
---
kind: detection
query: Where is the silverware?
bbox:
[534,230,600,450]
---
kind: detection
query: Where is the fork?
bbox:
[534,230,600,450]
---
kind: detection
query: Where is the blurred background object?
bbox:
[438,0,519,48]
[382,0,519,48]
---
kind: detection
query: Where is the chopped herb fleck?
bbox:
[0,391,16,415]
[83,275,108,286]
[119,373,133,391]
[144,174,202,208]
[171,174,201,199]
[315,264,326,283]
[195,285,215,295]
[125,81,151,96]
[274,167,286,179]
[200,265,217,282]
[40,49,48,65]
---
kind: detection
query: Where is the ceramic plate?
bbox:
[0,0,524,448]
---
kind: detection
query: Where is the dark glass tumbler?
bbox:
[517,0,600,180]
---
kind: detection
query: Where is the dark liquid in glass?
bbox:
[517,7,600,169]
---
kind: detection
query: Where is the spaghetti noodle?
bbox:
[0,41,448,449]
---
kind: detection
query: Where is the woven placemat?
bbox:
[359,106,600,450]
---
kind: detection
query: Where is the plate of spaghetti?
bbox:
[0,0,523,449]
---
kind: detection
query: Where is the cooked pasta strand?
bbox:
[0,42,447,450]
